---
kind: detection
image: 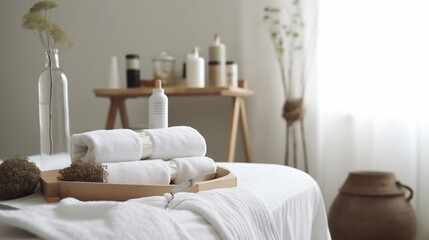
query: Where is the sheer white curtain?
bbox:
[316,0,429,239]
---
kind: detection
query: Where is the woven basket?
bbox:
[328,171,416,240]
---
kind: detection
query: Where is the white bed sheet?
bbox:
[0,156,331,240]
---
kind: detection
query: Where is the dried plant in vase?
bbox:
[22,1,75,51]
[263,1,312,172]
[22,1,76,167]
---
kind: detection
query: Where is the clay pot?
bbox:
[328,171,416,240]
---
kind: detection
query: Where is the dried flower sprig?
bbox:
[263,2,310,172]
[263,5,304,99]
[22,0,75,52]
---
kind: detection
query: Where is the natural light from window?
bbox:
[318,0,429,121]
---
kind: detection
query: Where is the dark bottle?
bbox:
[126,54,140,88]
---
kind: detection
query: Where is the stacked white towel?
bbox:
[101,157,216,185]
[143,126,216,184]
[171,157,217,184]
[70,126,216,185]
[71,126,207,162]
[103,160,171,185]
[71,129,142,163]
[145,126,207,159]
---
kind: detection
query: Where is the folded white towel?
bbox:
[71,129,143,163]
[171,157,217,184]
[144,126,206,160]
[103,160,171,184]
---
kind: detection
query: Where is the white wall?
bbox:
[0,0,286,165]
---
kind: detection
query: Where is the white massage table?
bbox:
[0,155,331,240]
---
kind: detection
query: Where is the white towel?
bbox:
[0,198,191,240]
[144,126,206,160]
[103,160,171,184]
[171,157,217,184]
[167,188,280,240]
[136,188,280,240]
[0,188,279,240]
[71,129,143,163]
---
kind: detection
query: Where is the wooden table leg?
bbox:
[226,97,240,162]
[105,98,119,129]
[239,97,252,162]
[118,99,130,129]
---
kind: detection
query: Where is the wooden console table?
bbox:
[93,82,254,163]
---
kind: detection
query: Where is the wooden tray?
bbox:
[40,167,237,203]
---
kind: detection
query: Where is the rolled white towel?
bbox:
[144,126,207,160]
[103,160,171,184]
[71,129,143,163]
[171,156,217,184]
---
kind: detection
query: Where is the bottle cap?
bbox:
[155,79,162,89]
[214,34,221,45]
[192,46,200,57]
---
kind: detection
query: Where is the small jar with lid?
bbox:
[152,51,175,86]
[226,61,238,87]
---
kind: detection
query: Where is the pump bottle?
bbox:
[186,46,205,88]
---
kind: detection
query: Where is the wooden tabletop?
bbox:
[93,86,254,98]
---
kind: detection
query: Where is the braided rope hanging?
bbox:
[282,98,306,126]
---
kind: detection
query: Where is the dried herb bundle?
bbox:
[0,155,41,200]
[58,160,107,183]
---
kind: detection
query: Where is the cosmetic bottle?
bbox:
[108,56,120,88]
[126,54,140,88]
[209,34,226,87]
[149,79,168,129]
[186,46,205,88]
[209,61,221,86]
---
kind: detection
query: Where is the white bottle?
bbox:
[149,79,168,129]
[108,56,120,89]
[186,46,205,88]
[209,34,226,87]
